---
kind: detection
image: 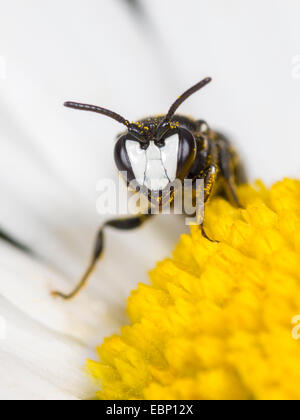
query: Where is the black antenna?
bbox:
[64,102,130,127]
[164,77,212,123]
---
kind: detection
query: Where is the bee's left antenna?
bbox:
[164,77,212,123]
[64,102,130,127]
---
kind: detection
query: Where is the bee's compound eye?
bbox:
[114,135,141,184]
[176,128,197,179]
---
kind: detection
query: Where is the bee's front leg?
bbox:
[192,165,220,243]
[52,214,153,300]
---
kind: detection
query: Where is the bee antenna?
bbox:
[64,102,130,127]
[164,77,212,123]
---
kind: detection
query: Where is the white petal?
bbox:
[0,294,96,400]
[0,242,121,347]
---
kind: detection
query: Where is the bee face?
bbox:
[64,78,212,205]
[114,125,197,198]
[124,134,179,191]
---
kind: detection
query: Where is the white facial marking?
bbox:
[126,135,179,191]
[145,141,161,160]
[125,140,146,185]
[144,159,169,190]
[160,134,179,182]
[144,142,168,190]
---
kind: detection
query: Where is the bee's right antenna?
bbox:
[64,102,130,128]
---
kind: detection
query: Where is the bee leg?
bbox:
[199,165,220,243]
[223,177,242,208]
[200,224,217,242]
[52,214,152,300]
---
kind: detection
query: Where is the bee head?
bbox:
[64,78,212,205]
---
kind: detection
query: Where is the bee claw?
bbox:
[51,290,70,300]
[200,225,219,243]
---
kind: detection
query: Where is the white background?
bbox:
[0,0,299,364]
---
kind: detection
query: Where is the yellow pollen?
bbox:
[87,178,300,400]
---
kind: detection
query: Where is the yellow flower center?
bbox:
[88,178,300,400]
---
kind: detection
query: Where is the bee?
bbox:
[52,78,246,300]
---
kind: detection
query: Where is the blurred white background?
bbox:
[0,0,299,355]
